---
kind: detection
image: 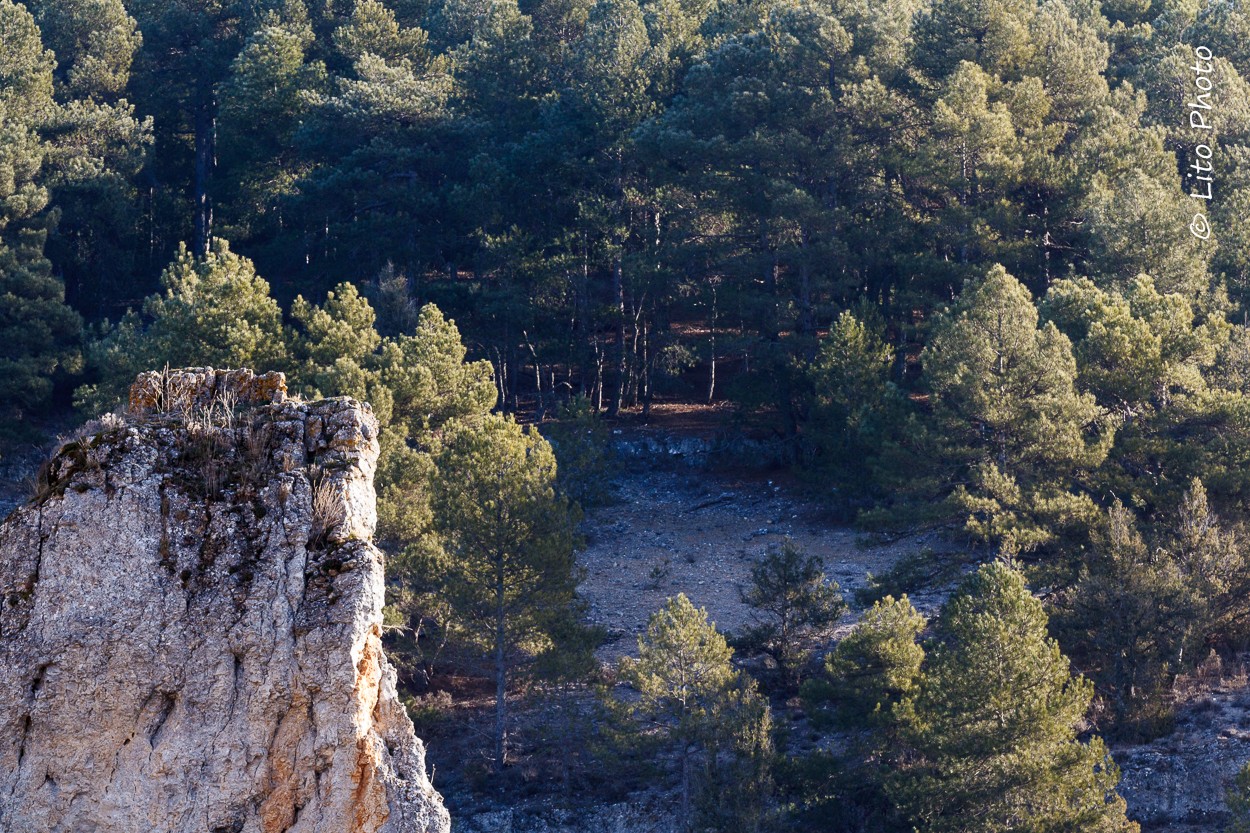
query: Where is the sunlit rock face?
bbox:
[0,368,450,833]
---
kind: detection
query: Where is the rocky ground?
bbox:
[578,463,947,662]
[1118,665,1250,832]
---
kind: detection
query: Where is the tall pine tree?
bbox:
[890,562,1137,833]
[0,0,83,431]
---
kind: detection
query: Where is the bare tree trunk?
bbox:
[593,336,604,412]
[641,318,651,422]
[760,227,779,342]
[1042,204,1052,288]
[610,253,626,417]
[798,230,813,336]
[524,332,543,421]
[630,298,646,406]
[707,285,717,403]
[680,743,691,831]
[494,558,507,773]
[193,86,216,258]
[576,239,591,399]
[507,347,521,413]
[492,348,510,413]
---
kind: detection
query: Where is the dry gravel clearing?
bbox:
[576,462,946,662]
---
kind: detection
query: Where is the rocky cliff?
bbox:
[0,368,451,833]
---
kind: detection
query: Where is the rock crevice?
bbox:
[0,368,450,833]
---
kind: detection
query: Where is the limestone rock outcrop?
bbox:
[0,368,451,833]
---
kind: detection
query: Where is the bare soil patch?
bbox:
[577,464,945,662]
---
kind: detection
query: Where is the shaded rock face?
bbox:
[0,369,450,833]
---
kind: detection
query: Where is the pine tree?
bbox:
[809,594,925,730]
[1042,275,1168,410]
[76,239,285,412]
[924,264,1108,552]
[1053,502,1193,738]
[890,562,1137,833]
[1082,169,1212,298]
[1214,187,1250,305]
[913,61,1026,273]
[618,594,772,831]
[128,0,276,256]
[694,673,775,833]
[1228,761,1250,833]
[637,0,855,424]
[287,0,456,285]
[138,239,287,372]
[215,3,326,253]
[803,309,904,509]
[0,0,84,431]
[373,303,496,643]
[1043,273,1232,514]
[910,0,1036,82]
[740,539,846,688]
[348,302,503,698]
[287,282,390,422]
[21,0,151,321]
[380,304,497,441]
[1055,482,1250,737]
[23,0,141,100]
[432,414,579,771]
[794,593,927,830]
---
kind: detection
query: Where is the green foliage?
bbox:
[1053,481,1250,738]
[77,239,285,413]
[433,414,579,658]
[0,0,85,431]
[797,565,1135,832]
[740,539,845,688]
[381,304,496,439]
[543,394,615,508]
[620,594,736,729]
[142,240,287,368]
[889,563,1137,833]
[618,594,773,832]
[805,594,924,730]
[1053,503,1193,739]
[23,0,141,99]
[288,281,389,419]
[216,8,325,243]
[1082,170,1212,298]
[433,413,581,769]
[802,310,904,511]
[374,303,495,564]
[911,0,1035,81]
[333,0,430,62]
[22,0,152,322]
[693,675,775,833]
[923,264,1108,554]
[15,0,1250,821]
